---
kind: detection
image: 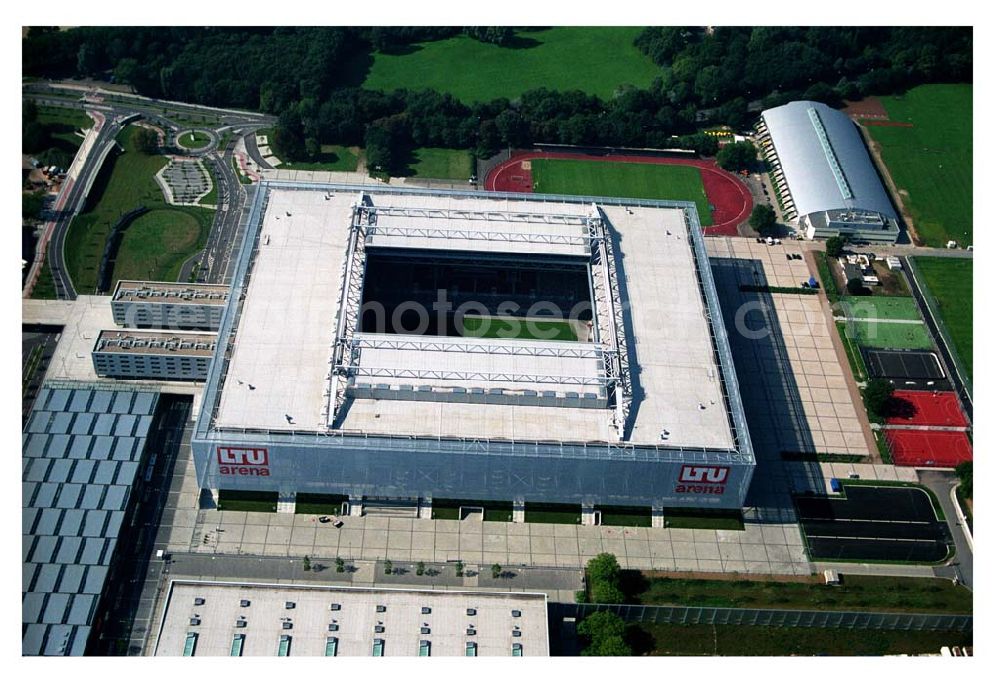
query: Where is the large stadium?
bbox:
[190,181,755,512]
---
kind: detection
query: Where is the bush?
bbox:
[826,235,847,257]
[578,611,630,656]
[748,204,777,234]
[846,277,870,296]
[716,140,758,171]
[956,461,973,499]
[590,579,625,604]
[863,379,895,417]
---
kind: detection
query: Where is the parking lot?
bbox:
[795,485,951,563]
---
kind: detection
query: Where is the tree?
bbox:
[716,141,758,171]
[863,379,894,417]
[134,127,159,154]
[748,204,777,234]
[22,192,46,221]
[455,561,464,577]
[585,553,625,603]
[491,563,502,579]
[955,461,973,499]
[846,277,870,296]
[383,559,393,575]
[826,235,847,257]
[302,556,311,571]
[335,557,345,573]
[590,579,626,604]
[416,561,425,576]
[578,611,630,656]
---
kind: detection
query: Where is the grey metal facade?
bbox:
[191,182,755,510]
[92,351,212,381]
[111,300,225,331]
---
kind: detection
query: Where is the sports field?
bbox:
[848,320,933,350]
[362,27,661,103]
[911,256,973,380]
[462,315,578,341]
[532,159,713,226]
[866,84,972,247]
[839,296,922,321]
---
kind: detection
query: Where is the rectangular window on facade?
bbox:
[230,634,245,656]
[325,637,338,656]
[419,640,431,657]
[466,641,477,657]
[372,639,384,657]
[277,635,291,657]
[512,643,523,657]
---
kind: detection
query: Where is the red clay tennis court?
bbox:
[886,429,972,467]
[485,150,752,236]
[885,390,968,427]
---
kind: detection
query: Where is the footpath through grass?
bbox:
[911,256,972,383]
[866,84,972,247]
[532,159,713,226]
[362,27,661,103]
[633,573,971,614]
[64,125,213,292]
[629,623,970,656]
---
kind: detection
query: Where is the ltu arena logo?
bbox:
[217,446,270,476]
[674,465,729,494]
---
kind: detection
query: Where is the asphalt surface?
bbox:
[901,256,973,421]
[795,485,952,564]
[919,470,974,590]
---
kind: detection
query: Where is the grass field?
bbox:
[361,27,661,103]
[29,259,58,300]
[632,574,970,614]
[217,490,277,512]
[911,257,972,383]
[399,147,471,180]
[835,322,868,381]
[175,130,212,149]
[35,105,93,150]
[462,315,578,341]
[279,144,360,172]
[839,296,922,321]
[64,125,213,292]
[294,493,348,515]
[629,623,971,656]
[867,84,972,247]
[532,159,713,225]
[848,318,933,350]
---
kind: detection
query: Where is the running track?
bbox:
[485,150,753,236]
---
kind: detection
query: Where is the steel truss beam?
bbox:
[589,204,633,441]
[365,223,594,247]
[350,334,606,360]
[326,192,371,426]
[342,364,611,387]
[365,204,594,226]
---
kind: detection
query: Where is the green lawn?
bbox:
[634,574,970,614]
[29,259,58,299]
[35,104,93,150]
[524,502,582,525]
[629,623,970,656]
[362,27,662,103]
[198,171,217,206]
[400,147,471,180]
[840,296,922,321]
[217,490,277,513]
[175,130,212,149]
[295,493,348,515]
[911,256,973,383]
[462,315,578,341]
[663,509,744,531]
[279,144,360,172]
[532,159,713,225]
[848,318,933,350]
[431,499,513,522]
[111,209,209,288]
[867,84,972,247]
[64,125,213,292]
[835,322,868,381]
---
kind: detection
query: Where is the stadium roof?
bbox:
[760,101,897,220]
[206,184,742,453]
[22,382,160,656]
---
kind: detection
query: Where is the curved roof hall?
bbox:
[761,101,897,220]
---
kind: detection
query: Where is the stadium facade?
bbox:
[756,101,902,243]
[190,182,755,512]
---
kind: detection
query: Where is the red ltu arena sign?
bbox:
[217,446,270,476]
[675,465,729,494]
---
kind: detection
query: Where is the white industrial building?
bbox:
[757,101,902,243]
[152,581,548,657]
[111,280,228,330]
[92,330,216,381]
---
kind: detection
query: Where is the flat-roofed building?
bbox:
[192,182,755,514]
[111,281,228,330]
[92,330,216,381]
[152,581,548,657]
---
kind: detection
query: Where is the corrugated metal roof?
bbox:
[761,101,897,220]
[21,383,160,656]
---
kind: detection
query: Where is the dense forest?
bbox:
[23,26,972,173]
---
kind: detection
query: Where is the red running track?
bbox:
[885,390,968,427]
[886,429,972,468]
[485,150,753,236]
